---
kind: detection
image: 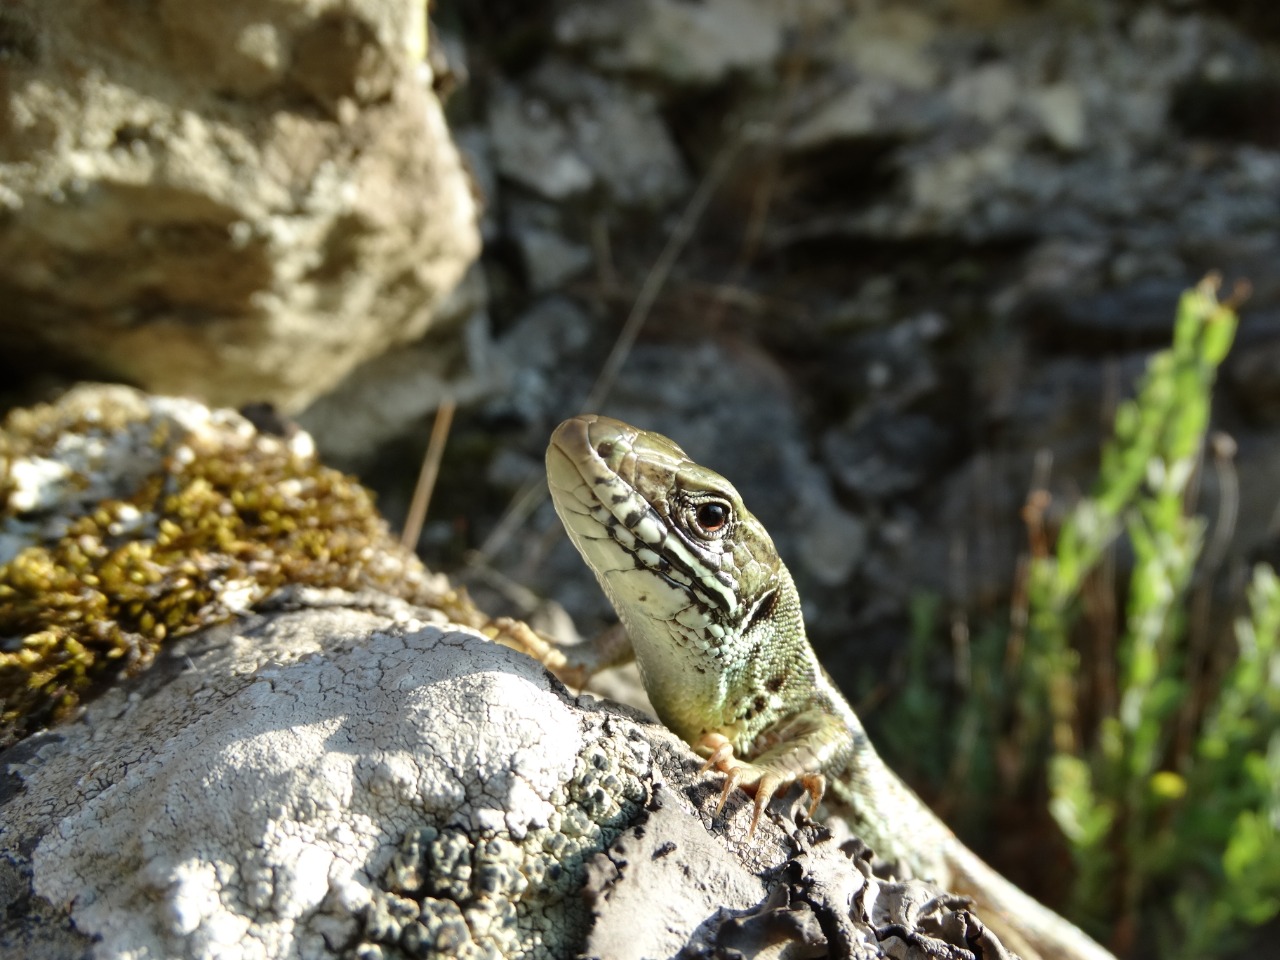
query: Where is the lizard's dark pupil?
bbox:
[697,502,728,531]
[596,441,614,458]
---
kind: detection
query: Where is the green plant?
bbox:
[873,591,1008,838]
[872,591,949,779]
[1170,564,1280,958]
[1019,278,1279,956]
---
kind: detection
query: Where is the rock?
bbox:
[580,794,770,959]
[1017,239,1111,296]
[452,124,501,242]
[1020,280,1197,353]
[506,196,595,292]
[764,2,1280,247]
[0,0,480,412]
[296,266,498,467]
[488,296,595,425]
[823,410,955,501]
[1226,313,1280,425]
[0,594,1026,960]
[535,61,690,206]
[0,600,646,959]
[786,79,931,149]
[1217,427,1280,564]
[810,312,952,506]
[557,0,784,86]
[514,224,593,292]
[825,8,940,90]
[1033,83,1088,152]
[487,83,595,201]
[949,63,1020,124]
[0,384,472,746]
[488,60,689,207]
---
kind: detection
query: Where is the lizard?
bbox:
[542,413,1118,960]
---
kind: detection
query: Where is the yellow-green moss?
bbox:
[0,385,485,747]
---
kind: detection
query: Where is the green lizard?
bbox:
[544,414,1117,960]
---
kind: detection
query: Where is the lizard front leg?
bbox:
[696,707,855,835]
[492,618,634,689]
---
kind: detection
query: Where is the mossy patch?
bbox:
[0,385,486,747]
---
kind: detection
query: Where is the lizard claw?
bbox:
[696,733,745,814]
[698,736,735,776]
[716,766,745,813]
[695,731,821,835]
[800,773,826,817]
[748,772,784,836]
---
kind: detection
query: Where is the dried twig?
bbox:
[400,399,456,552]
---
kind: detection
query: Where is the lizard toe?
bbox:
[698,738,735,775]
[747,772,785,836]
[715,766,745,814]
[800,772,826,817]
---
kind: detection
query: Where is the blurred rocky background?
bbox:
[2,0,1279,953]
[384,0,1280,704]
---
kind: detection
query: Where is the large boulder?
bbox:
[0,596,1017,960]
[0,0,479,412]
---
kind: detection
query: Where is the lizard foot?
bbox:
[695,734,825,836]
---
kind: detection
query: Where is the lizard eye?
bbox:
[693,500,731,535]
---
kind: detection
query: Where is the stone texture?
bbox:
[0,383,474,747]
[1227,313,1280,425]
[0,0,479,412]
[488,59,688,207]
[0,602,640,960]
[557,0,786,85]
[295,266,496,466]
[1,594,1030,960]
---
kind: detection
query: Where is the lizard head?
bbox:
[547,414,788,651]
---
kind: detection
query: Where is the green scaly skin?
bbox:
[546,414,1117,960]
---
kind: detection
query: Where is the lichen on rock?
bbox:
[0,383,478,747]
[358,728,650,960]
[3,608,658,960]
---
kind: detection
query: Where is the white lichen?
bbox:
[6,611,644,960]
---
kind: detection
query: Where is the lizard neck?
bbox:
[545,413,828,745]
[622,560,823,751]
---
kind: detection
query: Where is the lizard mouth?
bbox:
[547,414,645,493]
[547,414,623,493]
[546,414,665,558]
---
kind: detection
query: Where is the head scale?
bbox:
[547,415,784,646]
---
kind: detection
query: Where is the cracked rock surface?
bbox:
[1,595,649,959]
[2,589,1021,960]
